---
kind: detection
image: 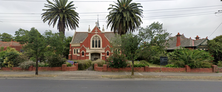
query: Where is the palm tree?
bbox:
[42,0,79,35]
[106,0,143,35]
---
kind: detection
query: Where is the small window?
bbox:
[107,51,109,56]
[82,51,84,56]
[76,49,78,53]
[73,49,75,54]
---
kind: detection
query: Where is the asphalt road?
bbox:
[0,79,222,92]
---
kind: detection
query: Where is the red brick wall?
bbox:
[0,64,78,71]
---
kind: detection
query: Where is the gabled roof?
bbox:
[71,32,88,44]
[70,25,116,44]
[167,34,207,50]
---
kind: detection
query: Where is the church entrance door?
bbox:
[91,53,100,61]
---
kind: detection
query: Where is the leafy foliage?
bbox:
[15,53,29,65]
[165,64,180,68]
[217,61,222,67]
[43,30,66,55]
[47,54,66,67]
[167,48,214,68]
[106,0,143,35]
[76,60,92,70]
[208,35,222,63]
[2,48,20,67]
[107,53,127,68]
[0,33,14,42]
[66,62,72,67]
[14,28,29,44]
[138,22,170,64]
[63,36,73,59]
[19,60,35,69]
[23,27,47,75]
[133,60,149,67]
[110,33,141,75]
[92,59,105,69]
[42,0,79,35]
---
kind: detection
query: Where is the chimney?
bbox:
[195,35,199,40]
[176,33,181,47]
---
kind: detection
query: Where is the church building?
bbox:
[68,24,115,61]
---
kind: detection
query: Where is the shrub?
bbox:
[47,54,66,67]
[167,48,214,68]
[165,64,180,68]
[19,60,35,69]
[76,60,92,70]
[133,60,149,67]
[30,57,36,62]
[0,51,6,67]
[139,60,149,66]
[3,49,20,67]
[107,54,127,68]
[217,61,222,67]
[15,54,29,64]
[35,62,49,67]
[92,59,105,69]
[66,62,72,67]
[134,63,146,67]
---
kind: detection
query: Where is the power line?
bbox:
[209,21,222,38]
[0,0,174,2]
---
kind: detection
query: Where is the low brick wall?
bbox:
[0,63,78,71]
[94,64,217,73]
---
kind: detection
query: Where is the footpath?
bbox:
[0,71,222,81]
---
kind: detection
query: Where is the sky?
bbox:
[0,0,221,40]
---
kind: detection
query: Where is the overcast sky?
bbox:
[0,0,221,39]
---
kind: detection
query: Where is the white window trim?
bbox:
[90,34,102,49]
[73,48,80,55]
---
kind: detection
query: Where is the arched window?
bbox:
[92,35,101,48]
[107,51,109,56]
[73,49,75,54]
[82,51,84,56]
[76,49,78,54]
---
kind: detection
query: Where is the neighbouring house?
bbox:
[166,33,208,52]
[68,24,115,61]
[0,40,23,52]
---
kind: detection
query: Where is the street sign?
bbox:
[160,56,168,65]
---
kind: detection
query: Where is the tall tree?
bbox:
[14,28,29,44]
[138,22,171,64]
[106,0,143,35]
[24,28,47,75]
[42,0,79,35]
[208,35,222,63]
[0,33,14,42]
[120,33,141,75]
[111,33,141,75]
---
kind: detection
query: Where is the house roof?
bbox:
[167,34,207,50]
[0,41,21,47]
[70,32,116,44]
